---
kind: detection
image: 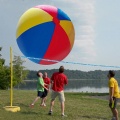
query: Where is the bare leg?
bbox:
[111,108,119,120]
[61,102,65,115]
[114,109,119,120]
[41,97,47,106]
[40,98,45,106]
[48,99,54,115]
[31,97,40,105]
[44,97,47,104]
[49,99,54,111]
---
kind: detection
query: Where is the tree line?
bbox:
[26,69,120,80]
[1,46,120,90]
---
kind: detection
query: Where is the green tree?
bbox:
[0,65,10,89]
[13,56,29,86]
[0,47,10,89]
[0,47,5,66]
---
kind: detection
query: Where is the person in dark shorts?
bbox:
[30,71,48,108]
[41,72,50,107]
[107,70,120,120]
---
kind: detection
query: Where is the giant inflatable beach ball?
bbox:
[16,5,75,65]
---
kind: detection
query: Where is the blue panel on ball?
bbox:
[57,8,71,21]
[17,22,55,64]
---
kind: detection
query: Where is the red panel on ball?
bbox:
[39,24,71,65]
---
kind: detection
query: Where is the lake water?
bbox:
[65,87,109,93]
[16,79,109,93]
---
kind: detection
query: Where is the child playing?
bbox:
[30,71,48,107]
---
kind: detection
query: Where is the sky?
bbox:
[1,0,120,71]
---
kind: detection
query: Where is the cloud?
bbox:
[70,0,96,62]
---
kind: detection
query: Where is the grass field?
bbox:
[0,90,120,120]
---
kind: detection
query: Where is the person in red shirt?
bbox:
[48,66,68,117]
[41,72,50,107]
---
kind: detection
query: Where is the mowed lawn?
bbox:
[0,90,120,120]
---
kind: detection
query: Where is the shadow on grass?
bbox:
[81,115,108,120]
[19,103,47,115]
